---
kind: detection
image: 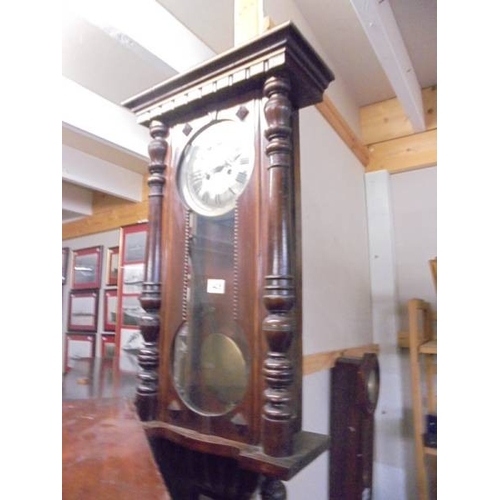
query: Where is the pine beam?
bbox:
[234,0,264,45]
[366,129,437,174]
[361,86,437,173]
[361,86,437,145]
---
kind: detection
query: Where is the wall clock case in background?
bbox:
[123,22,334,499]
[329,353,380,500]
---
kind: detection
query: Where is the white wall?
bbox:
[391,166,437,499]
[366,166,437,499]
[300,106,373,355]
[391,166,437,327]
[286,105,373,499]
[365,171,410,499]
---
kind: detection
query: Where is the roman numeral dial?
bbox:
[178,120,255,217]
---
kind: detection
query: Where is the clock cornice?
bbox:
[122,22,334,127]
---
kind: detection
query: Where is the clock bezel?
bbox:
[176,118,256,218]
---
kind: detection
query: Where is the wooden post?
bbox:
[136,120,168,421]
[234,0,264,45]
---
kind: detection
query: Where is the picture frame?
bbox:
[121,223,148,264]
[100,334,116,359]
[106,246,120,286]
[116,222,149,370]
[68,289,99,332]
[103,289,118,332]
[72,246,103,290]
[62,247,70,285]
[64,333,96,372]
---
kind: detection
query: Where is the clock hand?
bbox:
[206,153,242,177]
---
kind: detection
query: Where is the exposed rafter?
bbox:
[349,0,425,132]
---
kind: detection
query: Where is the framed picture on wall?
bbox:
[122,224,148,264]
[103,289,118,332]
[62,247,70,285]
[72,246,103,289]
[64,333,96,372]
[68,289,99,332]
[106,246,120,286]
[116,222,148,371]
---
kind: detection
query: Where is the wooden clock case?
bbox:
[123,22,334,499]
[329,353,380,500]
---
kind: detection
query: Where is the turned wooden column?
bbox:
[262,74,296,457]
[137,120,168,421]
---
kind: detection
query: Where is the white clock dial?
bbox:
[178,120,254,217]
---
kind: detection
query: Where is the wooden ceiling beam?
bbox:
[361,86,437,145]
[361,86,437,174]
[366,129,437,174]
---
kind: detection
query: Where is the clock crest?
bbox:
[123,22,334,499]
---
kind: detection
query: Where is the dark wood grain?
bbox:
[329,354,380,500]
[122,22,334,126]
[145,421,330,481]
[62,398,171,499]
[136,120,168,421]
[262,74,296,457]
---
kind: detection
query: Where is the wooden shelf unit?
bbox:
[407,298,437,500]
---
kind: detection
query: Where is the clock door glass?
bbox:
[178,120,254,217]
[172,113,255,416]
[172,195,250,417]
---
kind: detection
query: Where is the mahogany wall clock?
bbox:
[123,22,334,499]
[329,353,380,500]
